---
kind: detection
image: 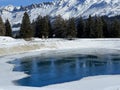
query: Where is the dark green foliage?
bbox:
[94,17,103,38]
[0,16,6,36]
[61,19,67,38]
[34,15,49,38]
[83,16,103,38]
[85,15,95,38]
[111,20,120,38]
[40,16,49,38]
[5,19,12,37]
[20,12,34,38]
[53,15,67,38]
[26,15,120,39]
[48,16,53,38]
[34,15,42,38]
[31,20,36,35]
[102,17,109,38]
[67,18,77,38]
[77,17,85,38]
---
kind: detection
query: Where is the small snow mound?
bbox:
[0,36,15,42]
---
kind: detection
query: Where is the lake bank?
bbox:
[0,36,120,56]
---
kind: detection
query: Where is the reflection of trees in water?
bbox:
[49,59,56,77]
[19,57,34,74]
[31,58,39,74]
[30,58,39,82]
[75,58,80,77]
[13,59,23,71]
[106,55,113,74]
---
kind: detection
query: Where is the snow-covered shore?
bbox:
[0,36,120,56]
[1,36,120,90]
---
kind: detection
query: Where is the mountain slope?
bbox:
[0,0,120,31]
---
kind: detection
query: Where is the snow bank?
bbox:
[0,36,120,90]
[1,75,120,90]
[0,37,120,56]
[0,36,15,42]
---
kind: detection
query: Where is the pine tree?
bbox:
[101,17,109,38]
[111,20,120,38]
[67,17,77,39]
[5,19,12,37]
[0,16,6,36]
[31,20,36,37]
[35,16,49,38]
[48,17,53,38]
[77,17,85,38]
[20,12,33,39]
[40,16,49,38]
[85,15,94,38]
[62,19,68,38]
[35,15,42,38]
[94,17,103,38]
[53,15,67,38]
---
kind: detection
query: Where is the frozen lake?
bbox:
[10,52,120,87]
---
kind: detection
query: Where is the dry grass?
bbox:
[0,43,57,56]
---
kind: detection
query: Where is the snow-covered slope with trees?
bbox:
[0,0,120,30]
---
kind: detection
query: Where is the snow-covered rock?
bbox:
[0,0,120,31]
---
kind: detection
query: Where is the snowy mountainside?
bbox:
[0,0,120,31]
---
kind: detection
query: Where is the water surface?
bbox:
[11,52,120,87]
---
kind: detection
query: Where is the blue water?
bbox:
[11,53,120,87]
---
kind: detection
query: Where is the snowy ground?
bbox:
[0,36,120,90]
[0,36,120,56]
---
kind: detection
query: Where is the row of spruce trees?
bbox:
[20,12,77,39]
[0,12,120,39]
